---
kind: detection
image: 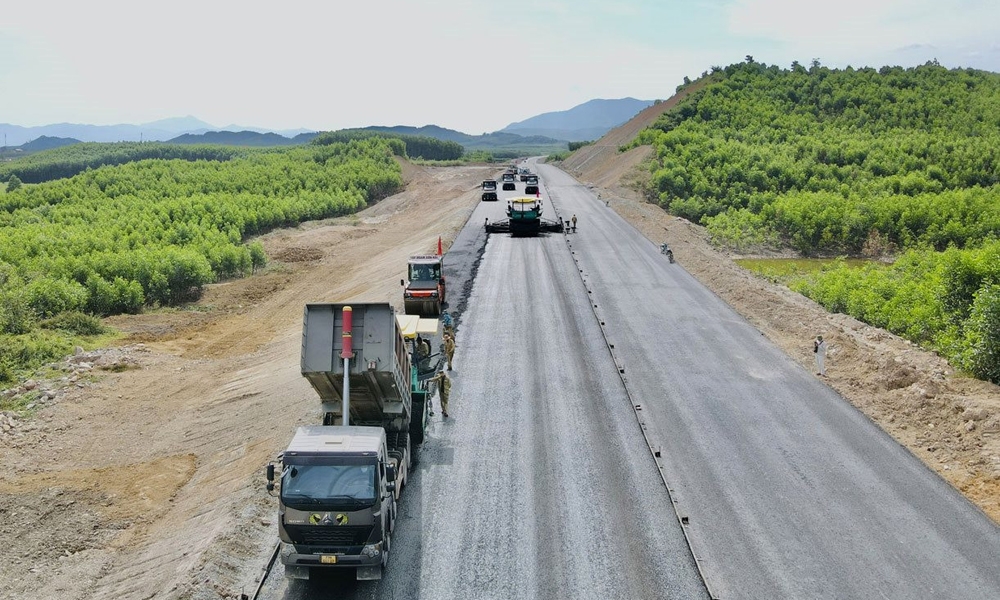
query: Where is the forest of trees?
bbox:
[0,143,245,184]
[0,138,403,384]
[312,130,464,160]
[633,60,1000,382]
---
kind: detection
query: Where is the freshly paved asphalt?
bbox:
[262,161,1000,600]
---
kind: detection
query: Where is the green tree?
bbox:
[961,284,1000,383]
[6,175,22,192]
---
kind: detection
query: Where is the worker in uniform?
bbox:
[441,311,455,337]
[432,371,451,418]
[443,332,456,371]
[571,214,577,232]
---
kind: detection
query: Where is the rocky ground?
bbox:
[1,140,998,599]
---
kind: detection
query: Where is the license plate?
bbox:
[320,555,337,564]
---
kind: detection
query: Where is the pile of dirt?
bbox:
[561,121,1000,523]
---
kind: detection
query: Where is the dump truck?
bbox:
[524,174,540,195]
[266,303,441,581]
[481,179,498,201]
[401,254,446,316]
[501,172,516,191]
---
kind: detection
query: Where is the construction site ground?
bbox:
[1,134,998,598]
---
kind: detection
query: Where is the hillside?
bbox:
[620,61,1000,386]
[561,83,708,189]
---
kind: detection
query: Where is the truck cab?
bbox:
[275,426,398,581]
[402,254,445,316]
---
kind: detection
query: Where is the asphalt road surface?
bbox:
[261,162,1000,600]
[534,162,1000,599]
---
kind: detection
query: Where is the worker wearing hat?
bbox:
[443,331,456,371]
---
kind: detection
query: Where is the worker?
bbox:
[415,335,429,360]
[432,371,451,418]
[814,335,828,376]
[443,332,456,371]
[571,214,577,232]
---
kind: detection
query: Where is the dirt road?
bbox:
[1,150,998,599]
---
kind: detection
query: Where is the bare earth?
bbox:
[2,139,999,598]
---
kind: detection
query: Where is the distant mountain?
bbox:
[0,117,315,147]
[20,135,81,152]
[0,98,651,152]
[501,98,655,142]
[356,125,565,150]
[0,122,193,146]
[141,116,215,133]
[168,130,305,147]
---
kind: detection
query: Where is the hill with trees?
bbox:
[631,59,1000,382]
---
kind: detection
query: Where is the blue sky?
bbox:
[2,0,999,134]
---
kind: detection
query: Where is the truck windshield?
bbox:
[410,264,431,281]
[281,463,377,509]
[410,263,439,281]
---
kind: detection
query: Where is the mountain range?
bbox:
[499,98,654,141]
[0,98,654,151]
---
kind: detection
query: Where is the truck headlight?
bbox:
[362,542,382,558]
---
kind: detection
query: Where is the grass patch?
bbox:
[0,390,41,415]
[736,257,873,283]
[0,327,121,388]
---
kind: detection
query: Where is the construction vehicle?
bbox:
[266,303,441,581]
[524,174,540,195]
[401,254,446,316]
[485,197,564,236]
[481,180,498,201]
[501,172,516,191]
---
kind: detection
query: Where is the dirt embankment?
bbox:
[560,112,1000,524]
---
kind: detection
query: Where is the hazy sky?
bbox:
[2,0,999,133]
